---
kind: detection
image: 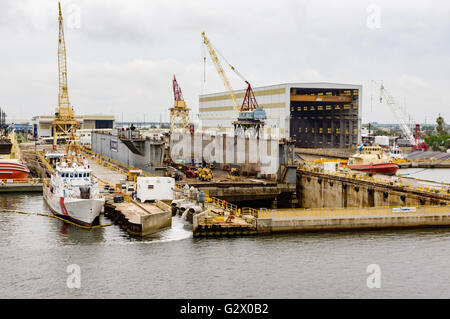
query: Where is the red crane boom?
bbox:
[173,75,184,102]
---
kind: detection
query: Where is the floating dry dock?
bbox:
[193,204,450,236]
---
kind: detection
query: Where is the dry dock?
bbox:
[256,205,450,233]
[193,203,450,236]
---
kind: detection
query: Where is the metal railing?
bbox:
[257,205,450,219]
[210,197,238,215]
[298,165,450,195]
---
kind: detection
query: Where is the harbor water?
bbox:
[1,169,450,298]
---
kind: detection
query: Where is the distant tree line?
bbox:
[424,115,449,152]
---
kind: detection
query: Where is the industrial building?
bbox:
[32,114,115,139]
[199,83,362,148]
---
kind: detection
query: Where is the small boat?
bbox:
[389,147,404,159]
[43,156,105,226]
[347,144,399,175]
[0,131,29,181]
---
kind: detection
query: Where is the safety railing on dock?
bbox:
[241,207,261,218]
[257,205,450,219]
[298,165,450,196]
[209,197,238,215]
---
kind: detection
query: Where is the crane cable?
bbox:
[0,209,112,230]
[206,41,247,83]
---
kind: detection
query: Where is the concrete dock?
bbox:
[0,180,43,193]
[87,156,172,236]
[192,202,450,236]
[256,205,450,233]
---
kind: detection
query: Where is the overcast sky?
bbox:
[1,0,449,125]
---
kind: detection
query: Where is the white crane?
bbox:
[374,81,416,147]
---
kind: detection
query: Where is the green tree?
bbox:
[436,114,445,134]
[425,133,450,152]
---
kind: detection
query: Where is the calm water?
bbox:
[399,168,450,184]
[1,169,450,299]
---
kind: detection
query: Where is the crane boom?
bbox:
[173,75,184,103]
[201,32,240,117]
[58,1,72,115]
[377,82,416,147]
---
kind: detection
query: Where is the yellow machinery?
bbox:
[198,168,213,182]
[127,169,141,182]
[169,75,190,133]
[52,2,79,150]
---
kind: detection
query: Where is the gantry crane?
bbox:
[375,81,428,151]
[169,75,190,133]
[52,2,79,151]
[201,32,266,136]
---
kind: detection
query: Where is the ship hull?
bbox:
[0,162,29,181]
[347,163,399,175]
[43,185,105,226]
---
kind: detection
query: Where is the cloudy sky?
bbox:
[0,0,449,125]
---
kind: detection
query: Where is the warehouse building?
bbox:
[32,114,115,138]
[199,82,362,148]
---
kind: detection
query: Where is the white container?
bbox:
[323,162,339,172]
[374,135,389,146]
[136,177,175,202]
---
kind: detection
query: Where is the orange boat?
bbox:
[0,131,29,181]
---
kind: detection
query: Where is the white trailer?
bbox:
[374,135,389,147]
[136,177,175,202]
[323,162,339,172]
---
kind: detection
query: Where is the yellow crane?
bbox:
[201,32,266,137]
[52,2,79,150]
[201,32,240,118]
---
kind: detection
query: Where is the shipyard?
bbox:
[1,0,450,302]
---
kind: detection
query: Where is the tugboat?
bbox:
[43,156,105,226]
[347,143,399,175]
[0,128,29,181]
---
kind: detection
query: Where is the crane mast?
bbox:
[201,32,240,117]
[377,82,416,146]
[58,2,70,112]
[169,75,190,133]
[52,2,79,150]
